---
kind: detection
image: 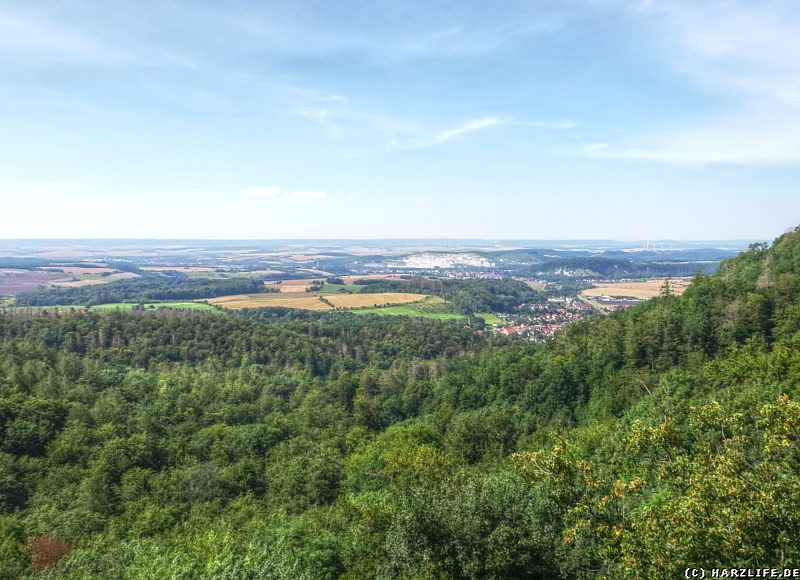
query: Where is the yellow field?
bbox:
[263,278,325,293]
[325,292,427,309]
[209,291,429,311]
[209,292,330,310]
[581,278,691,300]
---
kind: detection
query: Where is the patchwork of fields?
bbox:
[51,272,139,288]
[209,291,428,311]
[0,266,141,293]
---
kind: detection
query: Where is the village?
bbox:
[479,295,598,341]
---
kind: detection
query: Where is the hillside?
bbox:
[0,229,799,578]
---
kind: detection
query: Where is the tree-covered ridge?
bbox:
[14,275,273,307]
[354,277,543,313]
[0,228,799,578]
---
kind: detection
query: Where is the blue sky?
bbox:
[0,0,799,240]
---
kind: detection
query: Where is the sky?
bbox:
[0,0,799,240]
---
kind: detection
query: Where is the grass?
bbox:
[350,304,465,320]
[318,283,364,294]
[350,306,504,324]
[476,312,504,325]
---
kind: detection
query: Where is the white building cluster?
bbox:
[397,252,494,269]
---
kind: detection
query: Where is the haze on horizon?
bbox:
[1,0,799,240]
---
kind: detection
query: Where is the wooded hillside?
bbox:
[1,228,799,578]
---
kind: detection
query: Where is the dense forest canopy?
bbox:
[353,277,542,313]
[0,228,799,577]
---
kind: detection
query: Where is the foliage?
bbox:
[15,275,273,307]
[0,227,799,577]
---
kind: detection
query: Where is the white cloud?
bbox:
[395,116,574,151]
[586,0,800,166]
[0,9,122,67]
[242,186,281,197]
[435,116,502,145]
[289,191,326,201]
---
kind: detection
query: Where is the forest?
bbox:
[14,275,272,307]
[0,228,799,578]
[353,277,543,313]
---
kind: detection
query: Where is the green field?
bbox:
[318,283,365,294]
[476,312,504,325]
[349,304,503,323]
[350,304,465,320]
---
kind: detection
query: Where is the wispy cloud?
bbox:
[289,191,326,202]
[584,0,800,166]
[393,116,575,151]
[0,9,113,67]
[242,186,281,197]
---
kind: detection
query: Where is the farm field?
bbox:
[264,278,324,293]
[51,272,139,287]
[350,304,464,320]
[0,269,63,294]
[209,291,429,311]
[325,292,426,309]
[476,312,504,324]
[349,305,503,323]
[581,278,691,300]
[319,283,365,293]
[263,275,405,294]
[209,292,332,311]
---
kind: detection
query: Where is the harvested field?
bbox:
[0,269,62,295]
[52,272,139,287]
[210,291,430,311]
[325,292,427,309]
[264,278,325,293]
[582,278,691,300]
[209,292,331,311]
